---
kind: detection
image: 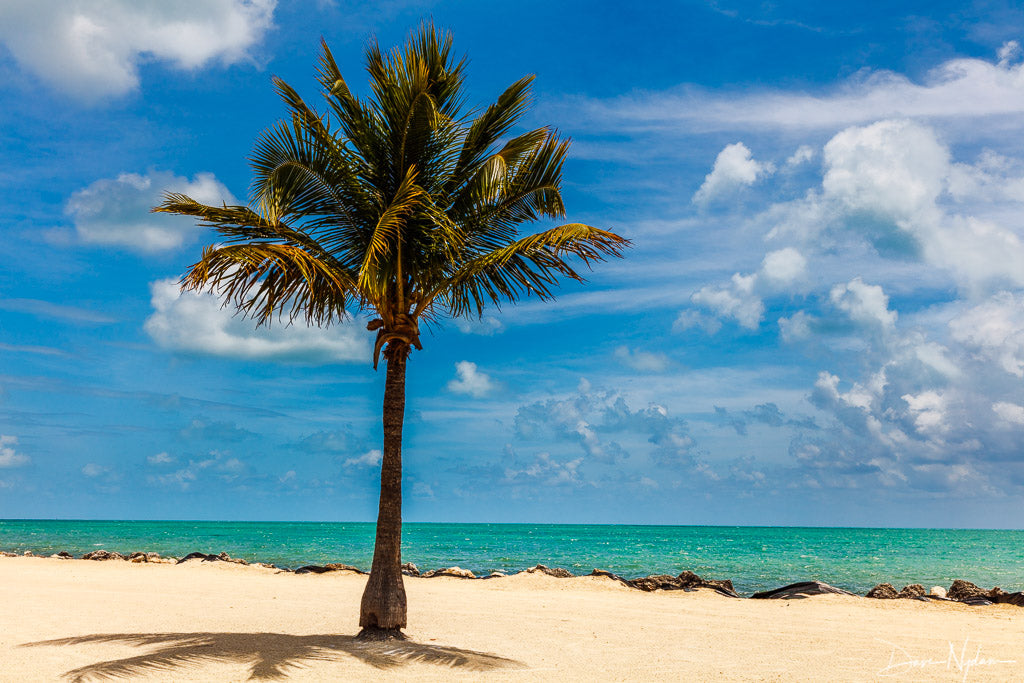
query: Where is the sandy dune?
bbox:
[1,556,1021,681]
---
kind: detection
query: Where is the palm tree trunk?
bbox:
[358,341,409,636]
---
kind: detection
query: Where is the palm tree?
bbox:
[154,24,628,638]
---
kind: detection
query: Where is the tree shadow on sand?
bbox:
[21,632,521,681]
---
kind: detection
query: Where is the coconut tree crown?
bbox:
[155,24,628,366]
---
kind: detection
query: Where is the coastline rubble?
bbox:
[2,549,1021,607]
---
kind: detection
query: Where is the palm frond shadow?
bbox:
[21,632,520,681]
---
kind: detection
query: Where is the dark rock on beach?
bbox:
[630,574,681,591]
[81,550,126,561]
[752,581,855,599]
[866,583,898,599]
[128,551,164,563]
[957,594,995,606]
[898,584,925,599]
[991,592,1024,607]
[626,570,739,597]
[175,551,248,565]
[589,569,632,586]
[294,563,365,574]
[401,562,420,576]
[524,564,574,578]
[0,551,17,557]
[947,579,986,602]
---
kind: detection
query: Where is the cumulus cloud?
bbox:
[829,278,897,331]
[504,452,583,486]
[144,278,368,363]
[993,401,1024,425]
[343,449,382,468]
[0,436,29,468]
[759,247,807,284]
[446,361,495,398]
[686,247,807,331]
[614,345,670,372]
[64,171,235,253]
[822,119,948,221]
[777,311,816,343]
[0,0,276,99]
[949,292,1024,377]
[765,120,1024,290]
[786,145,816,166]
[691,273,763,330]
[693,142,774,205]
[515,384,697,467]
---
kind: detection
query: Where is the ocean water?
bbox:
[1,520,1021,596]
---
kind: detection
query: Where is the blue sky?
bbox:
[1,0,1023,527]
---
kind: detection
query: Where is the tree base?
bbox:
[355,626,407,642]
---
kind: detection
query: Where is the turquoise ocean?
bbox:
[1,520,1021,596]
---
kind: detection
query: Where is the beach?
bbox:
[2,556,1022,681]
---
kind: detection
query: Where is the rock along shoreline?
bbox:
[2,548,1021,607]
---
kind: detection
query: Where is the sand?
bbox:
[1,557,1021,681]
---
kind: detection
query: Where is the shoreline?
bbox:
[2,555,1023,681]
[3,549,1021,607]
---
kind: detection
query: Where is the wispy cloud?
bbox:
[555,43,1024,134]
[0,299,115,324]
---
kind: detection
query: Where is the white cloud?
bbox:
[693,142,774,205]
[691,273,764,330]
[777,311,815,343]
[147,451,174,465]
[822,119,948,221]
[829,278,897,330]
[993,401,1024,425]
[446,361,495,398]
[672,310,722,335]
[901,390,950,436]
[454,316,504,336]
[614,345,670,372]
[82,463,106,477]
[65,171,235,253]
[765,120,1024,290]
[0,436,29,468]
[144,278,368,363]
[570,42,1024,132]
[0,0,275,99]
[504,452,583,486]
[343,450,382,468]
[949,292,1024,377]
[148,451,244,489]
[686,247,806,331]
[786,145,816,166]
[998,40,1021,68]
[759,247,807,285]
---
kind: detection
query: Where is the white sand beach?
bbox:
[1,556,1022,681]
